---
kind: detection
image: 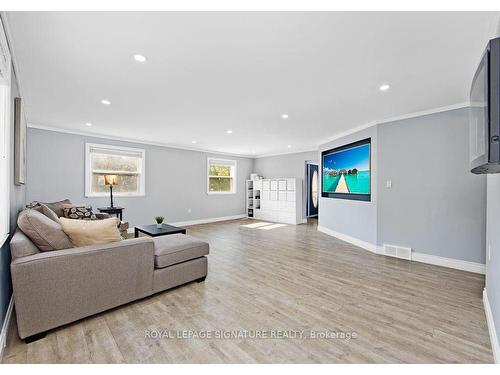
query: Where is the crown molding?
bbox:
[29,103,471,161]
[318,102,470,147]
[27,123,255,159]
[253,147,318,159]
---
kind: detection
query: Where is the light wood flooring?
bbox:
[2,219,493,363]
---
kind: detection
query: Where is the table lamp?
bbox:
[104,174,118,208]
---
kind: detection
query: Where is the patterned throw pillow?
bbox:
[62,205,97,220]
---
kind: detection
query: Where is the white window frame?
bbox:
[85,143,146,198]
[0,17,12,247]
[207,157,237,195]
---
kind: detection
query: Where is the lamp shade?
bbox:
[104,174,118,186]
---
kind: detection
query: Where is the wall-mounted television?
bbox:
[321,138,371,201]
[470,36,500,174]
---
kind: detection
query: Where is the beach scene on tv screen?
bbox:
[323,143,370,194]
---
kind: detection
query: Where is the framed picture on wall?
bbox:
[14,97,26,185]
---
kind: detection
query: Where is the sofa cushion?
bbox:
[17,209,74,252]
[33,203,61,224]
[153,234,209,268]
[10,228,40,260]
[27,199,72,218]
[60,217,122,247]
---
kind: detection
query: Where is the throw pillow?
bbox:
[60,217,122,247]
[17,208,74,252]
[62,205,97,220]
[32,203,61,224]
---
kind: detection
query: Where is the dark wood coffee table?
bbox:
[134,223,186,238]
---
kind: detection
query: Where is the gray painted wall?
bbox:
[486,174,500,349]
[318,127,378,245]
[253,150,318,219]
[317,108,486,265]
[26,128,253,228]
[1,68,26,326]
[253,151,318,179]
[377,108,486,263]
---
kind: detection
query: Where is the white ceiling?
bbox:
[5,11,500,157]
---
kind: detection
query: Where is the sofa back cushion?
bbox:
[60,217,122,247]
[17,209,74,252]
[10,228,40,260]
[32,203,61,223]
[27,199,72,218]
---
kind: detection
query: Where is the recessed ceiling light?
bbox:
[226,130,233,134]
[191,140,197,144]
[287,145,292,148]
[379,84,390,92]
[133,54,147,63]
[85,122,92,127]
[281,114,289,119]
[101,99,111,105]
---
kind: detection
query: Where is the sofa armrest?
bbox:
[11,237,155,339]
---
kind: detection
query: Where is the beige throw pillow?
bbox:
[60,217,122,247]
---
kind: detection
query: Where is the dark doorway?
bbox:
[306,163,319,217]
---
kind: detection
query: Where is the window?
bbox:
[85,143,145,197]
[207,158,237,194]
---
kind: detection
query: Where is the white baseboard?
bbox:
[317,225,378,253]
[411,252,486,274]
[0,295,14,363]
[170,214,246,227]
[483,289,500,363]
[317,225,486,274]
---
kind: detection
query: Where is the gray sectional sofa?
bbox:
[10,205,209,342]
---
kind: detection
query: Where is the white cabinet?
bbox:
[270,191,278,201]
[249,178,302,225]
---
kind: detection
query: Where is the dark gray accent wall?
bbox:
[318,126,378,245]
[26,128,253,227]
[487,174,500,353]
[1,67,26,327]
[377,107,486,263]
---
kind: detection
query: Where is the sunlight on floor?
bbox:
[258,223,287,230]
[240,222,287,230]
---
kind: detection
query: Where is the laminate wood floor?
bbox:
[2,219,493,363]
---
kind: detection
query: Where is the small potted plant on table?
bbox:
[155,216,165,229]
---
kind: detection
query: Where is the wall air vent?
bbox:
[382,244,412,261]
